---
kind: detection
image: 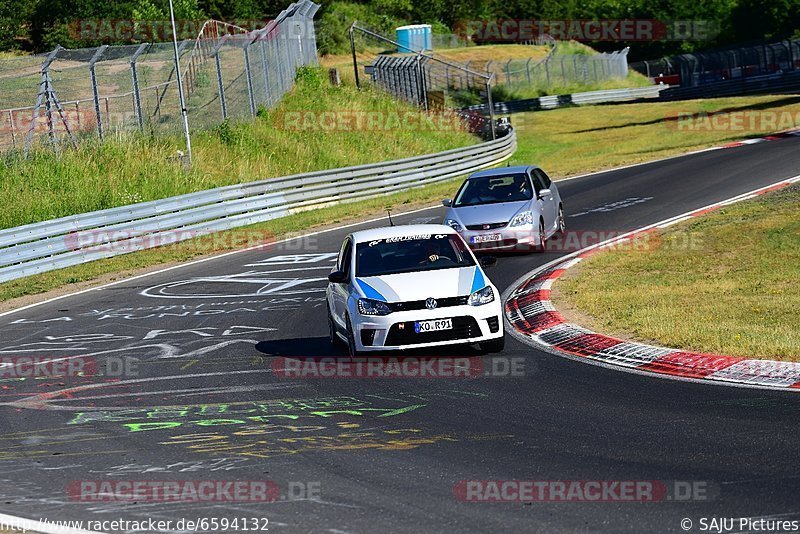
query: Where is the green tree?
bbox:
[0,0,35,49]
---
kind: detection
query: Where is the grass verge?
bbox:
[555,185,800,361]
[0,67,476,230]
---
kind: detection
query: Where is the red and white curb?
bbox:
[722,128,800,148]
[504,174,800,391]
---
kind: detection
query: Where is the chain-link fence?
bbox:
[351,26,629,103]
[631,38,800,87]
[500,47,629,88]
[0,0,320,155]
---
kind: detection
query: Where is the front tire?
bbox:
[328,306,343,347]
[345,314,361,358]
[533,220,546,253]
[556,205,566,236]
[481,336,505,353]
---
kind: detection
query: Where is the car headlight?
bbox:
[444,218,463,232]
[509,210,533,227]
[357,298,393,316]
[468,286,495,306]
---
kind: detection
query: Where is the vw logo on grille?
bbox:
[425,298,438,310]
[482,224,491,230]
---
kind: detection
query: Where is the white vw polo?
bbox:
[326,224,505,356]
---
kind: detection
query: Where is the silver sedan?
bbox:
[442,165,565,252]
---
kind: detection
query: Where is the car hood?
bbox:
[355,266,488,302]
[449,200,529,226]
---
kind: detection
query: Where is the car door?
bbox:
[331,237,353,327]
[533,169,557,234]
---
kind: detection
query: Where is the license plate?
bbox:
[472,234,502,243]
[414,319,453,333]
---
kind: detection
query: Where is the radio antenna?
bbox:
[387,209,395,226]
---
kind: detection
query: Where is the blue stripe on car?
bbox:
[356,279,387,301]
[470,267,486,294]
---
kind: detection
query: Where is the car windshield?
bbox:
[356,233,475,277]
[453,173,533,207]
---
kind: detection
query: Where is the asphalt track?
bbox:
[1,138,799,534]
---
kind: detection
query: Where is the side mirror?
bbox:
[479,256,497,268]
[327,270,348,284]
[538,188,551,199]
[442,198,452,207]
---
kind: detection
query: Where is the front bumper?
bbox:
[457,225,537,251]
[351,301,504,352]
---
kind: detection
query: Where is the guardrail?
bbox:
[463,85,668,115]
[0,129,516,284]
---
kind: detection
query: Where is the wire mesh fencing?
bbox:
[499,47,629,88]
[631,38,800,87]
[0,0,320,155]
[350,25,630,109]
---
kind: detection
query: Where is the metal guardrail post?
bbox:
[243,42,257,116]
[349,22,360,89]
[283,29,295,90]
[486,74,496,140]
[89,45,108,140]
[24,47,62,156]
[130,43,149,131]
[258,34,272,106]
[545,58,550,87]
[7,110,16,149]
[212,35,229,120]
[418,55,429,111]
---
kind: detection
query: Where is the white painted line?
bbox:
[657,216,692,228]
[560,258,583,269]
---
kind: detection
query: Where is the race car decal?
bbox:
[355,278,390,302]
[470,267,486,294]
